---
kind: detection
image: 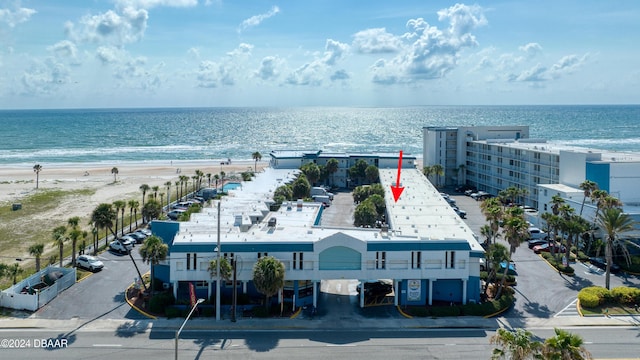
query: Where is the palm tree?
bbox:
[33,164,42,189]
[213,174,220,190]
[480,197,503,246]
[431,164,444,187]
[67,216,81,265]
[195,169,204,190]
[208,257,232,281]
[113,200,126,237]
[139,184,150,210]
[127,199,139,232]
[142,199,162,222]
[542,328,593,360]
[422,165,433,180]
[111,167,119,183]
[91,203,117,246]
[138,235,168,293]
[164,181,173,205]
[152,185,159,200]
[252,151,262,172]
[597,207,636,289]
[490,327,542,360]
[8,262,24,285]
[325,158,339,187]
[497,207,529,298]
[52,225,67,267]
[206,173,212,187]
[578,180,598,216]
[174,180,181,202]
[252,256,285,310]
[29,243,45,272]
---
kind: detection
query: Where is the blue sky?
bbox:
[0,0,638,109]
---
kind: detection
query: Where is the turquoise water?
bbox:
[222,183,242,191]
[0,105,638,165]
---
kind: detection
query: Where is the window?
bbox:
[411,251,421,269]
[193,253,197,270]
[186,253,190,270]
[257,252,268,259]
[186,253,197,270]
[176,261,184,271]
[446,251,455,269]
[293,252,304,270]
[376,251,386,269]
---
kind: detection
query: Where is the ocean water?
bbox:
[0,105,639,165]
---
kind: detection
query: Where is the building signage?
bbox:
[408,279,421,301]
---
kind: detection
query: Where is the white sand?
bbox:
[0,159,266,262]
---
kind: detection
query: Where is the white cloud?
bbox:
[20,58,70,95]
[195,43,252,87]
[371,4,487,85]
[254,56,282,81]
[519,42,542,58]
[323,39,349,66]
[239,6,280,33]
[352,28,402,54]
[549,54,587,78]
[330,69,349,81]
[70,7,149,47]
[284,39,349,86]
[0,3,35,28]
[96,46,125,64]
[47,40,79,63]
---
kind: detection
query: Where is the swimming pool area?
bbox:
[222,182,242,191]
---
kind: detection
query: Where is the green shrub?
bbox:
[201,307,215,317]
[611,286,640,305]
[252,306,270,318]
[148,292,175,314]
[165,306,182,318]
[541,253,575,274]
[409,307,429,317]
[578,286,610,308]
[430,306,461,317]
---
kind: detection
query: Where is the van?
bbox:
[310,187,334,200]
[312,195,331,206]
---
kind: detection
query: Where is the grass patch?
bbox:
[580,303,640,316]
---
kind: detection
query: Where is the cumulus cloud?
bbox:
[519,42,542,58]
[96,46,125,64]
[549,54,587,78]
[254,56,282,81]
[20,58,71,95]
[239,6,280,33]
[371,3,487,85]
[195,43,253,88]
[330,69,350,81]
[507,54,588,83]
[352,28,402,54]
[48,40,78,60]
[69,7,148,47]
[285,39,350,86]
[0,3,36,28]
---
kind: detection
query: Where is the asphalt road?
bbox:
[32,246,150,320]
[1,327,638,359]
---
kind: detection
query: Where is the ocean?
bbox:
[1,105,639,165]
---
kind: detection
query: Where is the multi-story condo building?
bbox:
[151,151,484,311]
[423,126,640,213]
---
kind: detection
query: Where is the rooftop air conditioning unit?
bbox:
[268,218,277,227]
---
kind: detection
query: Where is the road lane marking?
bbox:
[93,344,122,347]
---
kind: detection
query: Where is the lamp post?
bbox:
[174,297,204,360]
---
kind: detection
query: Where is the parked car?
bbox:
[136,228,152,237]
[109,240,132,254]
[356,279,393,297]
[471,191,491,200]
[528,238,548,249]
[167,209,187,220]
[533,242,566,254]
[119,235,136,247]
[127,232,146,244]
[528,227,548,240]
[454,208,467,219]
[76,255,104,271]
[589,257,621,273]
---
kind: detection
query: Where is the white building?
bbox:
[152,154,484,310]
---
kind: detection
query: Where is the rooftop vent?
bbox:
[268,217,277,227]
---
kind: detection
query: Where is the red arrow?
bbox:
[390,150,404,202]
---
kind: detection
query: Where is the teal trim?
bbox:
[314,206,323,226]
[469,251,485,258]
[319,246,362,270]
[367,242,471,252]
[586,162,610,193]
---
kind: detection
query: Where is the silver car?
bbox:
[76,255,104,271]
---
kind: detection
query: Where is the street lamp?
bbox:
[174,298,204,360]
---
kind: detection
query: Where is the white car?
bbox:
[109,240,132,254]
[76,255,104,271]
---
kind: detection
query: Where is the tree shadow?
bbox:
[115,320,151,338]
[560,273,594,291]
[511,287,552,319]
[42,333,77,351]
[193,337,222,359]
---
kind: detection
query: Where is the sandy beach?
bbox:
[0,159,266,264]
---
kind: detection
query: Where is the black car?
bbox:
[357,280,393,297]
[589,257,621,273]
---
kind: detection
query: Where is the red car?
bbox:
[533,242,566,254]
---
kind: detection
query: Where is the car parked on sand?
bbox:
[533,242,566,254]
[589,257,621,273]
[109,240,132,254]
[76,255,104,271]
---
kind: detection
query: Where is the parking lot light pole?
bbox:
[175,298,204,360]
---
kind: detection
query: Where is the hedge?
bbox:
[578,286,640,308]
